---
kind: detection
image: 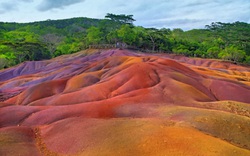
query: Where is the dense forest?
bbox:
[0,13,250,69]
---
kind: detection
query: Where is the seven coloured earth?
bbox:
[1,48,250,155]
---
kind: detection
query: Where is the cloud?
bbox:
[0,2,17,14]
[131,0,250,30]
[0,0,34,14]
[0,0,249,29]
[37,0,85,11]
[20,0,34,2]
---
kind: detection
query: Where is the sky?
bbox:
[0,0,249,30]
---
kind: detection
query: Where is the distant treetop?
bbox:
[105,13,135,25]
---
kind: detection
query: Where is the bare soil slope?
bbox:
[1,49,250,156]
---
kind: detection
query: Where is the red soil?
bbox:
[0,49,250,155]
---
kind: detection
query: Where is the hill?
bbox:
[1,16,250,70]
[0,48,250,155]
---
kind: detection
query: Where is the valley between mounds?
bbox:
[0,49,250,156]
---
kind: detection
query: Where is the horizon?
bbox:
[1,15,249,31]
[0,0,249,30]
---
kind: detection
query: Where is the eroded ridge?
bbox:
[0,49,250,155]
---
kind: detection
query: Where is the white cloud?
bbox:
[0,2,18,14]
[0,0,249,30]
[0,0,35,14]
[37,0,85,11]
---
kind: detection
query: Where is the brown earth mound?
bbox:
[1,49,250,155]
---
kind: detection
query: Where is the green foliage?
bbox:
[218,46,246,62]
[4,31,39,43]
[206,22,250,55]
[0,45,16,67]
[107,30,119,44]
[0,16,249,69]
[105,13,135,25]
[117,25,136,45]
[55,42,82,56]
[207,47,220,58]
[86,26,103,45]
[132,26,148,48]
[244,56,250,65]
[0,57,8,69]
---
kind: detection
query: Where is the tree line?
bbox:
[0,14,250,69]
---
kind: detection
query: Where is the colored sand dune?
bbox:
[0,49,250,156]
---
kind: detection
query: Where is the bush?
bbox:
[218,46,246,63]
[244,56,250,65]
[0,57,8,69]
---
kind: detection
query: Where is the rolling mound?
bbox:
[1,49,250,156]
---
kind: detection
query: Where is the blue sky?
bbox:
[0,0,249,30]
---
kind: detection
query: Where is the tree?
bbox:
[133,26,147,48]
[146,28,158,51]
[4,31,39,43]
[144,28,172,52]
[40,33,63,57]
[117,25,136,45]
[218,46,246,63]
[55,42,81,56]
[0,16,249,67]
[0,45,16,67]
[105,13,135,25]
[207,47,220,58]
[206,22,250,55]
[173,44,190,55]
[0,57,8,69]
[244,56,250,65]
[172,28,184,38]
[133,27,166,51]
[86,26,103,45]
[107,30,119,44]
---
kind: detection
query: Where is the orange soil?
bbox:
[0,49,250,155]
